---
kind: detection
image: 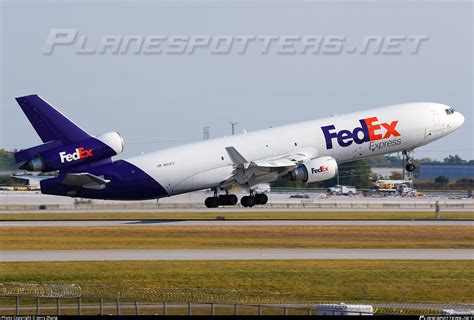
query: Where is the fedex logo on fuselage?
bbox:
[59,147,93,163]
[321,117,400,150]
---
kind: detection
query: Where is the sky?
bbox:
[1,0,473,161]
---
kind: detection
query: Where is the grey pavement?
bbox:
[1,249,473,262]
[1,190,473,213]
[1,207,473,213]
[0,220,472,227]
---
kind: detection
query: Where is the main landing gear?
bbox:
[204,189,269,208]
[403,150,416,172]
[205,190,238,208]
[241,193,268,208]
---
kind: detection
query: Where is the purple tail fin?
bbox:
[15,95,90,143]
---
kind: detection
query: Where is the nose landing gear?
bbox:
[403,150,416,172]
[406,163,416,172]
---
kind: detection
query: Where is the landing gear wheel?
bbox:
[255,193,268,205]
[205,197,219,208]
[228,194,238,205]
[247,196,256,207]
[403,150,416,173]
[219,195,229,206]
[205,197,212,208]
[241,196,248,207]
[241,196,256,208]
[217,194,238,206]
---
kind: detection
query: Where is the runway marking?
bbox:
[1,249,473,262]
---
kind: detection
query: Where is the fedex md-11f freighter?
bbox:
[14,95,464,208]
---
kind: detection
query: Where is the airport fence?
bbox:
[0,283,472,316]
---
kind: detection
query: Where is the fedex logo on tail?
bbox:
[321,117,400,150]
[59,147,93,163]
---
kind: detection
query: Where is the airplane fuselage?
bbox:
[17,97,462,202]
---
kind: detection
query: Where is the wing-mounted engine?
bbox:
[220,146,319,189]
[285,156,338,183]
[17,131,124,172]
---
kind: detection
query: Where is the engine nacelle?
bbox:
[96,131,124,155]
[19,132,124,172]
[286,156,338,183]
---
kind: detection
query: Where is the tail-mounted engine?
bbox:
[14,94,125,173]
[18,132,124,172]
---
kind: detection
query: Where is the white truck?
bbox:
[327,185,357,196]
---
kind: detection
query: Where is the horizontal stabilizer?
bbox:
[62,173,110,190]
[15,94,90,143]
[15,140,62,163]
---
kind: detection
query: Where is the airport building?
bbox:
[419,163,474,179]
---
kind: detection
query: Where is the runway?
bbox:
[2,190,473,213]
[2,207,473,214]
[0,220,472,227]
[1,249,473,261]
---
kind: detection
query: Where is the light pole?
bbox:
[230,122,238,135]
[202,126,210,140]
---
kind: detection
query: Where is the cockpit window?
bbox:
[445,107,455,115]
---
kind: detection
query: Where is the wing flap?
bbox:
[251,158,296,168]
[220,146,318,189]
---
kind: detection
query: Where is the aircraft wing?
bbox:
[251,152,312,168]
[62,173,110,190]
[221,146,317,189]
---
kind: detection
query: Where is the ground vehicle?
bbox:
[373,179,417,196]
[327,185,357,196]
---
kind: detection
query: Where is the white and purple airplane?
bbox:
[14,95,464,207]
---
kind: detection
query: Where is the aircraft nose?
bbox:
[454,111,465,128]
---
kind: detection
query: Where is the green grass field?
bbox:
[1,225,472,249]
[0,210,473,220]
[1,210,472,310]
[1,260,472,304]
